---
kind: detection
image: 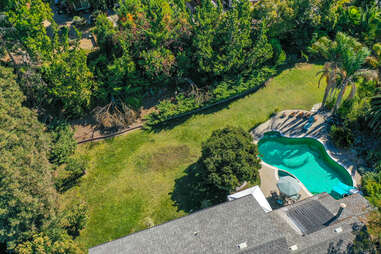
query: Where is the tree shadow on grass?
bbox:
[170,161,227,213]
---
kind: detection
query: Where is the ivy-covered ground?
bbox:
[64,64,324,250]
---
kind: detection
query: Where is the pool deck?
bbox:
[259,162,311,208]
[252,104,362,204]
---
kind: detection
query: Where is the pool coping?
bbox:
[251,109,358,191]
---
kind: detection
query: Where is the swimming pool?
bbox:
[258,132,353,196]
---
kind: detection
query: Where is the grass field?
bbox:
[64,63,324,250]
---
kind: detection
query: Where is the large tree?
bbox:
[4,0,53,60]
[41,46,94,118]
[192,0,272,80]
[0,66,57,251]
[200,126,261,194]
[252,0,345,51]
[310,32,378,112]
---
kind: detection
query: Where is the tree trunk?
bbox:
[321,77,334,108]
[333,81,347,113]
[348,83,356,100]
[321,84,330,107]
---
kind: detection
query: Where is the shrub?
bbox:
[363,171,381,208]
[145,68,275,127]
[60,202,88,238]
[329,125,354,149]
[199,126,261,198]
[49,124,77,165]
[55,158,86,193]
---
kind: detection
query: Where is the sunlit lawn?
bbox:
[64,63,324,250]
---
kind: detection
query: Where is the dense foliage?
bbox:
[1,0,380,252]
[200,127,261,193]
[49,123,77,165]
[0,67,57,250]
[145,68,275,126]
[0,67,86,253]
[310,32,377,112]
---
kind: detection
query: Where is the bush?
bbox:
[329,125,354,149]
[145,68,275,127]
[60,202,88,238]
[55,158,86,193]
[49,123,77,165]
[199,126,261,197]
[363,171,381,208]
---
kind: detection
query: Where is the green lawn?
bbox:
[65,63,324,250]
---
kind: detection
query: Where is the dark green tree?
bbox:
[49,123,77,165]
[4,0,54,62]
[41,46,94,118]
[0,66,57,251]
[192,0,272,80]
[200,126,261,195]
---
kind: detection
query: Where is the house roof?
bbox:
[89,193,372,254]
[89,195,289,254]
[269,193,373,253]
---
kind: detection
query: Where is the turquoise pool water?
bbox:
[258,132,353,196]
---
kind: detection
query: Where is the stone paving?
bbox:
[253,104,362,206]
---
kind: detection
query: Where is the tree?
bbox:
[94,13,118,59]
[0,66,57,251]
[316,62,340,107]
[41,47,94,118]
[192,0,272,80]
[4,0,53,60]
[59,201,88,238]
[252,0,345,51]
[310,32,378,112]
[369,93,381,135]
[49,123,77,165]
[92,0,192,108]
[337,2,381,45]
[15,232,83,254]
[200,127,261,195]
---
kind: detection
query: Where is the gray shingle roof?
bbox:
[239,238,290,254]
[89,195,288,254]
[89,193,373,254]
[270,193,373,254]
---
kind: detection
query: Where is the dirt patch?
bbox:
[295,63,313,70]
[79,38,95,50]
[135,145,191,173]
[72,87,175,143]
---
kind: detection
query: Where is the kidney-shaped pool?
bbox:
[258,132,353,196]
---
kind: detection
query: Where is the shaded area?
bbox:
[170,162,227,213]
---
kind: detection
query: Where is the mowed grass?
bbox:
[65,64,324,250]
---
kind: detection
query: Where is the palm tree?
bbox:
[332,33,378,112]
[310,32,378,112]
[316,62,340,107]
[369,93,381,135]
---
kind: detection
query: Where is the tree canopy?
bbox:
[200,126,261,193]
[0,66,57,250]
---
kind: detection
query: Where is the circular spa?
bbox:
[258,132,353,197]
